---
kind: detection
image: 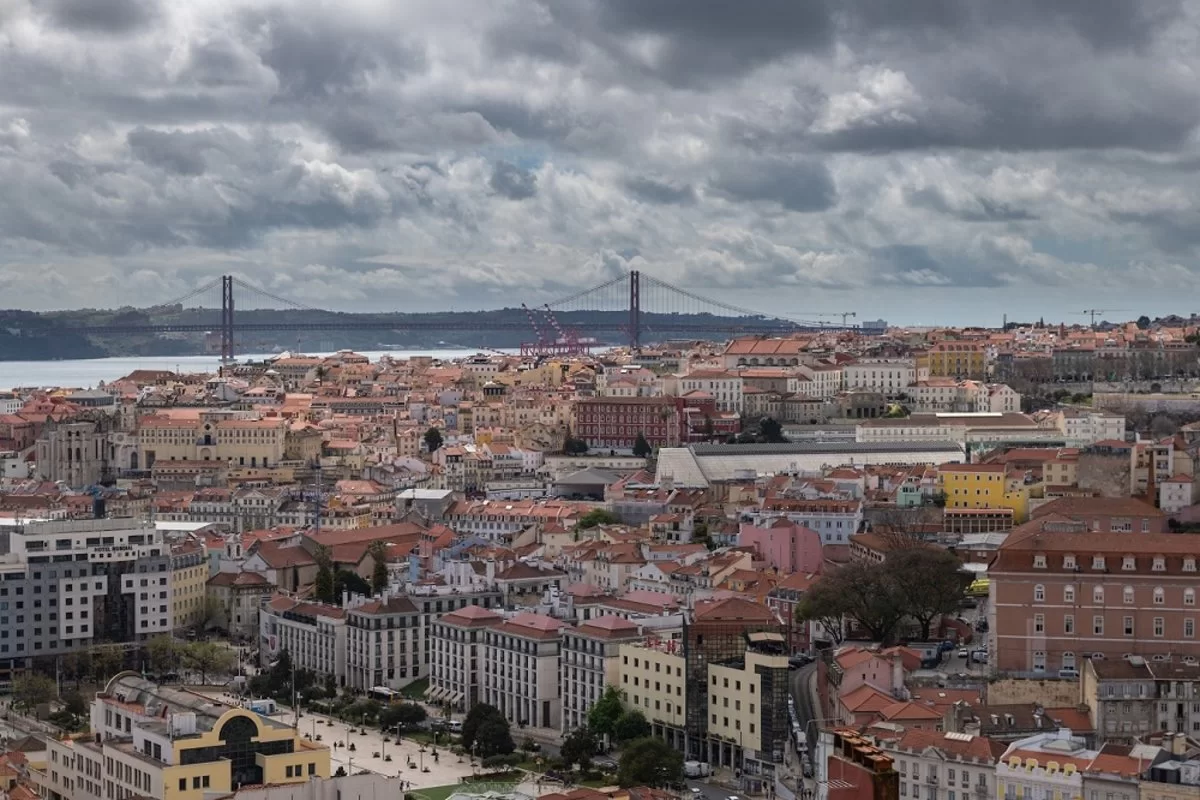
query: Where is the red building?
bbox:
[575,397,684,450]
[575,396,741,451]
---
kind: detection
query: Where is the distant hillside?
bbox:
[0,306,782,360]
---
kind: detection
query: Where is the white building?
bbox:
[259,596,348,682]
[561,615,642,733]
[842,359,916,395]
[881,729,1001,800]
[482,611,567,729]
[429,605,505,710]
[677,370,744,413]
[1055,410,1127,446]
[791,365,842,399]
[1159,475,1196,514]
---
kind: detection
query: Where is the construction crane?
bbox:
[1078,309,1128,329]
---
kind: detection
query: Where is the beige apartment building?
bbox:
[139,413,288,469]
[619,639,689,749]
[990,523,1200,676]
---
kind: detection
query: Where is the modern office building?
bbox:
[31,672,329,800]
[0,519,177,680]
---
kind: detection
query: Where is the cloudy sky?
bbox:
[1,0,1199,324]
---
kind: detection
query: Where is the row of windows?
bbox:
[1034,613,1196,638]
[1034,584,1196,604]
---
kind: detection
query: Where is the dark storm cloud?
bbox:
[38,0,159,34]
[539,0,834,86]
[127,128,211,175]
[624,176,697,206]
[871,245,1005,288]
[709,158,836,213]
[489,162,538,200]
[905,186,1036,223]
[239,7,425,102]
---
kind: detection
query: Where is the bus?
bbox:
[368,686,400,703]
[966,577,990,598]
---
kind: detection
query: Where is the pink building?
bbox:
[738,518,823,574]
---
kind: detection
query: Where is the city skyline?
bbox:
[1,2,1198,320]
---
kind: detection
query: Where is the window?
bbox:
[1124,586,1135,604]
[1034,614,1045,633]
[1153,557,1166,572]
[1187,589,1195,606]
[1124,616,1134,636]
[1064,555,1076,569]
[1155,587,1166,605]
[1064,585,1076,602]
[1034,585,1045,602]
[1155,617,1165,638]
[1186,619,1195,639]
[1033,650,1046,672]
[1093,556,1106,570]
[1122,556,1136,571]
[1034,554,1047,569]
[1185,558,1196,573]
[1094,586,1104,604]
[1064,615,1074,635]
[1094,616,1104,636]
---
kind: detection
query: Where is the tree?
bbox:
[617,736,683,787]
[475,715,515,758]
[89,646,125,683]
[368,540,390,595]
[632,432,652,459]
[462,703,505,753]
[181,641,236,685]
[576,509,621,530]
[196,596,226,633]
[313,543,334,604]
[1137,315,1152,330]
[759,417,786,443]
[796,580,847,647]
[424,427,444,453]
[380,701,427,732]
[62,689,88,719]
[333,569,372,600]
[702,415,716,442]
[887,548,972,641]
[587,685,624,738]
[268,649,294,696]
[811,561,908,645]
[146,635,181,675]
[613,710,651,742]
[563,436,589,455]
[560,726,599,770]
[12,673,55,711]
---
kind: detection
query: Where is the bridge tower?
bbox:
[220,275,235,362]
[628,269,641,351]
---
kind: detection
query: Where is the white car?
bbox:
[691,790,702,796]
[957,648,969,658]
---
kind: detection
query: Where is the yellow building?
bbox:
[139,413,288,469]
[32,673,330,800]
[924,340,986,379]
[169,539,210,631]
[618,640,688,747]
[939,462,1029,522]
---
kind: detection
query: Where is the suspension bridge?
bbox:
[63,271,857,358]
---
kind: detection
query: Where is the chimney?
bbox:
[1172,732,1188,757]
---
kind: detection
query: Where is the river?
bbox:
[0,349,503,391]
